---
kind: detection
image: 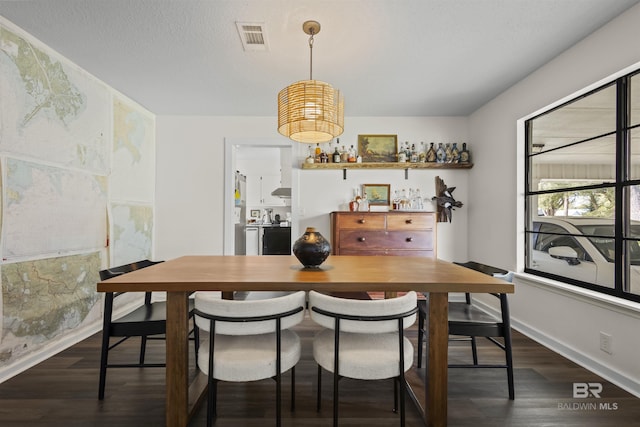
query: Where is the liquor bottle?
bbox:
[314,143,321,163]
[460,143,470,163]
[341,145,349,162]
[320,150,329,163]
[444,143,453,163]
[426,142,436,162]
[348,145,357,163]
[451,143,460,163]
[419,142,427,163]
[306,146,315,164]
[436,143,446,163]
[404,141,411,162]
[410,144,418,163]
[333,146,341,163]
[398,147,406,163]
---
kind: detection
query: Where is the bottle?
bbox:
[451,143,460,163]
[348,145,357,163]
[306,146,315,164]
[404,141,411,162]
[314,143,321,163]
[341,145,349,162]
[444,143,453,163]
[320,150,329,163]
[426,142,436,162]
[460,143,470,163]
[419,142,426,163]
[398,149,406,163]
[333,146,341,163]
[358,192,369,212]
[410,144,418,163]
[436,143,446,163]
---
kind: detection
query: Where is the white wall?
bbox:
[468,3,640,396]
[155,116,471,262]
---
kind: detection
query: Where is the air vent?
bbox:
[236,22,269,51]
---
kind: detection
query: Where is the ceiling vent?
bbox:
[236,22,269,52]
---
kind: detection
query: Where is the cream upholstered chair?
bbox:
[308,291,418,427]
[194,290,306,427]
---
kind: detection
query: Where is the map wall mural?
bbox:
[0,19,156,371]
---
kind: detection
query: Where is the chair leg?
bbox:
[399,376,406,427]
[98,334,110,400]
[291,366,296,412]
[505,333,515,400]
[316,365,322,412]
[333,367,339,427]
[393,378,399,413]
[417,309,424,369]
[470,336,479,365]
[139,336,148,365]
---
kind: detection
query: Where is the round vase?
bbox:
[292,227,331,268]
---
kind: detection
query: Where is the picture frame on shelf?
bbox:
[362,184,391,206]
[250,209,261,218]
[358,135,398,162]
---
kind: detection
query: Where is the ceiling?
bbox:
[1,0,638,117]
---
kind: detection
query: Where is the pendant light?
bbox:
[278,20,344,143]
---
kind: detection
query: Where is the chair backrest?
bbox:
[99,260,163,304]
[194,290,306,335]
[308,291,417,334]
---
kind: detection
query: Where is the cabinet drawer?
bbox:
[387,214,434,230]
[334,213,386,230]
[339,230,433,250]
[385,231,434,249]
[339,249,436,257]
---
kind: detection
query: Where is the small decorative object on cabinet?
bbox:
[432,176,463,223]
[292,227,331,268]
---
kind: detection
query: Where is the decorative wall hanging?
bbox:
[433,176,463,223]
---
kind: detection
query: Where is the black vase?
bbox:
[293,227,331,268]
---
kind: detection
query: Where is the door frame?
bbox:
[223,137,297,255]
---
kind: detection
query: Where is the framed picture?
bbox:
[250,209,261,218]
[362,184,391,206]
[358,135,398,162]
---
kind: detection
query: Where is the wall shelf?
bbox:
[300,161,473,179]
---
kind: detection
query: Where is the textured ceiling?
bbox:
[1,0,638,117]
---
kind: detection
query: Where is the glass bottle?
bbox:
[348,145,357,162]
[341,145,349,162]
[436,143,446,163]
[444,143,453,163]
[419,142,427,163]
[410,144,418,163]
[314,143,321,163]
[460,143,470,163]
[333,146,341,163]
[426,142,436,163]
[451,143,460,163]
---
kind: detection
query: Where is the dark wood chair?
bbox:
[417,264,515,400]
[97,259,198,400]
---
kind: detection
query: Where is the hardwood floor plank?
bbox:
[0,318,638,426]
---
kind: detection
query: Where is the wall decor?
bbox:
[250,209,261,218]
[432,176,463,222]
[358,135,398,162]
[362,183,391,206]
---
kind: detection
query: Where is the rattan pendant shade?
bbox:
[278,79,344,143]
[277,20,344,144]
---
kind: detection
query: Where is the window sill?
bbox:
[514,272,640,318]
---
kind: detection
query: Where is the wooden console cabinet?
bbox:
[330,211,437,258]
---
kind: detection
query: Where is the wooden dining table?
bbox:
[98,255,513,427]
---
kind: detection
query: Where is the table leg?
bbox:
[166,291,190,427]
[426,292,448,427]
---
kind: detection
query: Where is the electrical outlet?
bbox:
[600,332,613,354]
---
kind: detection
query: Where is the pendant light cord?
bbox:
[308,31,314,80]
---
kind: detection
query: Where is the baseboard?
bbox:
[473,298,640,398]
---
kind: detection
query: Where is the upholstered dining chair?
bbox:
[417,270,515,400]
[194,290,306,427]
[308,290,418,427]
[98,259,203,400]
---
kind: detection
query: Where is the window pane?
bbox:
[530,136,616,187]
[529,84,616,152]
[528,217,614,288]
[627,240,640,296]
[530,186,615,218]
[630,127,640,179]
[627,185,640,233]
[631,72,640,127]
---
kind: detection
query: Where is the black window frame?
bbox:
[524,68,640,304]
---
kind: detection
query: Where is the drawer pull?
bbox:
[406,237,413,242]
[405,219,413,224]
[358,219,366,224]
[357,237,366,242]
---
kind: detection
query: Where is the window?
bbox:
[525,69,640,303]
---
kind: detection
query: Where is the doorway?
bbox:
[223,138,297,255]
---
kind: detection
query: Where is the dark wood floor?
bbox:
[0,317,638,426]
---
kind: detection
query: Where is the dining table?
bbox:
[97,255,514,427]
